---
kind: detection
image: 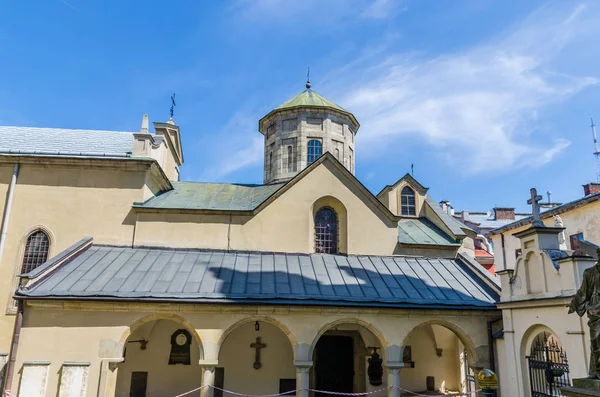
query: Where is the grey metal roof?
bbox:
[455,212,530,230]
[424,197,469,237]
[397,218,460,246]
[0,126,135,157]
[17,245,498,309]
[135,182,285,211]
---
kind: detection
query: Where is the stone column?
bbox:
[200,366,216,397]
[386,364,403,397]
[295,361,312,397]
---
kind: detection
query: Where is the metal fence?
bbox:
[526,333,571,397]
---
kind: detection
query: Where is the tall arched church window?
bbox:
[21,230,50,274]
[401,186,416,216]
[307,140,322,164]
[315,207,338,254]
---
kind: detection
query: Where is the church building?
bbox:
[0,83,500,397]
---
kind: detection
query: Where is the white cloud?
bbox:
[196,112,264,182]
[327,2,598,175]
[362,0,406,19]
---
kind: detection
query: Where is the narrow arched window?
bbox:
[307,140,323,164]
[21,230,50,274]
[287,146,293,172]
[334,148,340,160]
[315,207,338,254]
[401,186,416,216]
[269,152,273,178]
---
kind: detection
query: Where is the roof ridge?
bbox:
[0,125,136,135]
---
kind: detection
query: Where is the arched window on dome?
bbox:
[401,186,416,216]
[287,146,293,173]
[315,207,338,254]
[307,139,322,164]
[21,230,50,274]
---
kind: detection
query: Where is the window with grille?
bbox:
[315,207,338,254]
[401,186,416,216]
[21,230,50,274]
[307,140,322,164]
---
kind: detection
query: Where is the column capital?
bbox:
[294,360,313,369]
[385,361,407,369]
[199,359,219,369]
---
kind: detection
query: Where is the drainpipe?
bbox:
[501,234,507,272]
[0,163,20,263]
[4,299,23,394]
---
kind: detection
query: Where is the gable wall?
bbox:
[134,162,399,255]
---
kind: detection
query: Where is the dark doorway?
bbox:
[129,372,148,397]
[315,335,354,395]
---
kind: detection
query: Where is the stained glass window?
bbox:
[315,207,338,254]
[401,186,416,216]
[307,140,322,164]
[21,230,49,274]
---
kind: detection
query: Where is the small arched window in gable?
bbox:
[21,230,50,274]
[315,207,338,254]
[307,140,323,164]
[401,186,416,216]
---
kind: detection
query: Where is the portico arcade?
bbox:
[12,303,496,397]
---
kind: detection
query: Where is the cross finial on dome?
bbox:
[306,67,311,89]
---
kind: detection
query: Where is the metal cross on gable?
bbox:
[527,188,544,227]
[250,337,267,370]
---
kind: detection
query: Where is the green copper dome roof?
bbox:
[275,89,348,112]
[259,86,360,132]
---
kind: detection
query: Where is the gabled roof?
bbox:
[398,218,460,247]
[455,212,530,230]
[134,182,285,211]
[0,126,134,157]
[259,88,360,131]
[376,173,429,198]
[488,191,600,235]
[17,242,499,309]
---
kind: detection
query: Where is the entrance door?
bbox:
[315,335,354,395]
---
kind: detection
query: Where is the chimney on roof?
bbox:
[440,200,450,213]
[583,183,600,196]
[493,207,515,220]
[461,210,469,221]
[140,114,150,134]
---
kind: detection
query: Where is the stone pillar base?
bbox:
[561,378,600,397]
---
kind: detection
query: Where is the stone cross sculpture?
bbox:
[250,337,267,370]
[527,188,544,227]
[568,248,600,379]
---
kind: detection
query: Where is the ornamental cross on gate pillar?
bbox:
[250,337,267,369]
[527,188,544,227]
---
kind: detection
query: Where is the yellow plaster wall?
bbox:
[0,164,149,354]
[401,325,461,392]
[115,320,202,397]
[219,321,295,395]
[135,162,399,255]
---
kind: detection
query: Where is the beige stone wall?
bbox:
[10,302,496,397]
[135,162,399,255]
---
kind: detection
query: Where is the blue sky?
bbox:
[1,0,599,212]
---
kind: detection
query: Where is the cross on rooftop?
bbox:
[527,188,544,227]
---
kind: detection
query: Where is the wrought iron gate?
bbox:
[526,333,571,397]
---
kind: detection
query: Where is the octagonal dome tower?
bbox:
[258,81,360,184]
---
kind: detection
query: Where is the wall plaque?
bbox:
[168,329,191,365]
